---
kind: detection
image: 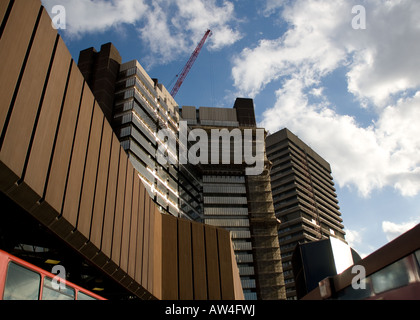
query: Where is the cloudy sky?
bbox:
[42,0,420,258]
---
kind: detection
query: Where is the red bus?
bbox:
[0,250,106,300]
[303,224,420,300]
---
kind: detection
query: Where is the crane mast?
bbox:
[170,29,212,98]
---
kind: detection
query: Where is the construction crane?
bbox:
[170,29,212,98]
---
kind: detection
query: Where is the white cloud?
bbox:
[42,0,148,36]
[382,219,420,242]
[42,0,241,65]
[344,229,368,258]
[232,0,420,197]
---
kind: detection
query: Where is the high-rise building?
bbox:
[266,128,346,299]
[181,100,285,300]
[78,44,286,300]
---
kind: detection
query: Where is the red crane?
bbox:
[170,29,212,98]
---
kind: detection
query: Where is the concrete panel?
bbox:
[77,103,104,238]
[191,222,207,300]
[25,37,72,198]
[90,120,113,248]
[217,229,235,300]
[111,152,127,263]
[44,63,84,213]
[120,165,134,273]
[101,136,121,257]
[178,218,193,300]
[61,83,95,228]
[161,213,178,300]
[0,8,56,190]
[0,0,40,136]
[205,225,221,300]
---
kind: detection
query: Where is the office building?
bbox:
[181,100,286,300]
[266,128,346,299]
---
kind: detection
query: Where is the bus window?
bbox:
[415,250,420,269]
[77,291,98,300]
[3,262,41,300]
[41,277,75,300]
[371,258,410,294]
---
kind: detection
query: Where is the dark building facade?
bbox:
[0,0,243,300]
[266,128,346,299]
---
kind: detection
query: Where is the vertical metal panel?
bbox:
[111,152,127,264]
[161,214,178,300]
[0,0,11,26]
[0,8,56,188]
[217,229,235,300]
[90,121,112,248]
[120,165,134,272]
[101,136,121,257]
[77,103,104,238]
[24,37,71,197]
[191,222,208,300]
[141,192,151,289]
[204,225,221,299]
[134,181,145,284]
[0,0,40,136]
[178,218,193,300]
[153,206,162,299]
[44,63,84,213]
[61,83,94,228]
[128,173,140,278]
[147,197,155,294]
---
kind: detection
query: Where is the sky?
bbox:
[42,0,420,259]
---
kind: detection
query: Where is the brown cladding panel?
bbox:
[191,222,208,300]
[111,152,127,264]
[217,229,235,300]
[178,218,193,300]
[24,37,72,198]
[0,0,11,25]
[141,192,151,290]
[161,214,178,300]
[44,64,84,213]
[89,121,113,248]
[0,0,41,136]
[147,197,155,294]
[101,136,121,257]
[153,206,162,300]
[120,165,134,273]
[77,103,104,238]
[205,225,221,300]
[134,181,145,284]
[0,8,56,189]
[128,173,140,278]
[61,83,94,228]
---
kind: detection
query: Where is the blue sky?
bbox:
[42,0,420,258]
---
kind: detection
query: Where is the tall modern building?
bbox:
[181,101,286,300]
[77,44,286,300]
[266,128,346,299]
